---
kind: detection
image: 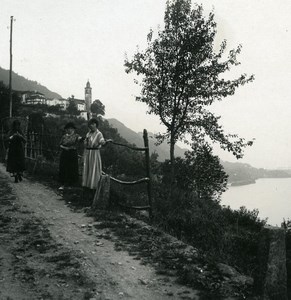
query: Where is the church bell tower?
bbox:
[84,80,92,119]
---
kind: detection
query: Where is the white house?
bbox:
[74,99,86,111]
[21,91,47,105]
[47,98,69,110]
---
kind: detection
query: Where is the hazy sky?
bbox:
[1,0,291,169]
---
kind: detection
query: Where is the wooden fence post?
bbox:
[255,225,288,299]
[143,129,153,218]
[92,174,111,210]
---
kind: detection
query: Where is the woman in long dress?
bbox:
[58,122,83,190]
[82,118,111,200]
[6,119,26,183]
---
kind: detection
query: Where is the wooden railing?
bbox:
[108,129,153,218]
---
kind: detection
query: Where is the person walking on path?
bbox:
[58,122,83,190]
[6,119,26,183]
[82,118,111,202]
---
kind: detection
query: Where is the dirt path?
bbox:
[0,163,199,300]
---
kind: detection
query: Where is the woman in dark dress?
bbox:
[6,120,26,183]
[58,122,83,190]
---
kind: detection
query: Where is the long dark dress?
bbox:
[6,131,26,174]
[59,133,81,186]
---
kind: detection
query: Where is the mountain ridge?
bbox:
[0,67,62,99]
[221,160,291,185]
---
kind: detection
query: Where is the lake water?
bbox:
[220,178,291,226]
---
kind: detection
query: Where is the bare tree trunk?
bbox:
[170,136,175,187]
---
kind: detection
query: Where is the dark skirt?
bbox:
[59,149,79,186]
[6,137,25,174]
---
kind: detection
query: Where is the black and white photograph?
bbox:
[0,0,290,299]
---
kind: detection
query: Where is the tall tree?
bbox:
[125,0,254,181]
[90,99,105,117]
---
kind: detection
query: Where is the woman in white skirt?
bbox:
[82,118,111,202]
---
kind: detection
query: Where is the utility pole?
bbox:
[9,16,13,117]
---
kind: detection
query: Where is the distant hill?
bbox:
[0,67,62,99]
[107,118,186,161]
[221,161,291,185]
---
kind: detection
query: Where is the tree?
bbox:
[28,112,45,132]
[161,143,228,199]
[47,104,63,115]
[125,0,254,182]
[90,99,105,117]
[66,99,80,116]
[0,81,21,119]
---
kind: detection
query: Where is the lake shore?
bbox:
[222,178,291,226]
[230,179,256,186]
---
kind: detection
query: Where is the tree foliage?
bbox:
[66,99,80,116]
[47,104,64,115]
[90,99,105,117]
[161,143,228,199]
[125,0,254,176]
[0,81,22,119]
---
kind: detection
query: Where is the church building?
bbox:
[67,80,93,119]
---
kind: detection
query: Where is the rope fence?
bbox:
[104,130,153,217]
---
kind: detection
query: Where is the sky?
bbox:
[1,0,291,169]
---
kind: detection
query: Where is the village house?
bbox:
[46,98,68,109]
[67,96,86,111]
[20,81,93,119]
[21,91,47,105]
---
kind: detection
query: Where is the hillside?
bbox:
[107,118,186,161]
[221,160,291,185]
[0,67,62,99]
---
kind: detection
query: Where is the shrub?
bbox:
[161,145,228,200]
[152,182,266,275]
